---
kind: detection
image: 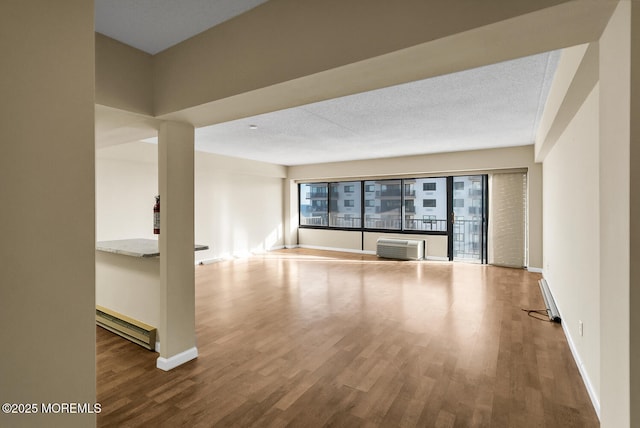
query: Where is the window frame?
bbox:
[299,177,450,235]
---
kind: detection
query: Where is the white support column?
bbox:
[156,121,198,371]
[284,179,299,248]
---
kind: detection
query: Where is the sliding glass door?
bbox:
[448,175,487,263]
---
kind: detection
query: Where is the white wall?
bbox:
[96,145,158,241]
[543,83,601,407]
[96,142,287,263]
[195,151,286,261]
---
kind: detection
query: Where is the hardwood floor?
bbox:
[97,249,598,427]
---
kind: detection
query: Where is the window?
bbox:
[329,181,361,228]
[454,181,465,190]
[406,178,447,231]
[364,180,401,230]
[454,198,465,208]
[299,183,328,226]
[404,183,415,197]
[299,176,456,234]
[423,182,436,191]
[405,199,415,213]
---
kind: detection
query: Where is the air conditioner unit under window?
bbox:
[376,238,425,261]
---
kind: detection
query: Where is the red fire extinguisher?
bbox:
[153,195,160,234]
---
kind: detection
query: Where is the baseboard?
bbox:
[197,258,222,265]
[527,266,543,273]
[285,245,299,249]
[544,277,600,419]
[156,347,198,371]
[560,318,600,418]
[299,244,365,254]
[298,245,447,261]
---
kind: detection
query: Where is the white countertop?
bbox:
[96,239,209,257]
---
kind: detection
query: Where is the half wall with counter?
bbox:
[96,239,208,351]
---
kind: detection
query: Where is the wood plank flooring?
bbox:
[97,248,598,427]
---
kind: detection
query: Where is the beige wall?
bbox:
[542,82,601,409]
[195,151,286,261]
[0,1,96,427]
[95,34,153,116]
[631,3,640,425]
[535,4,638,424]
[599,2,632,427]
[152,0,566,114]
[95,253,161,341]
[363,233,447,259]
[96,145,158,241]
[298,229,447,260]
[289,146,542,268]
[96,142,286,263]
[299,229,362,252]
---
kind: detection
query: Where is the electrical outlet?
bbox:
[579,320,584,337]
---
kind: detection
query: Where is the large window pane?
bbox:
[453,176,484,260]
[329,181,361,228]
[299,183,328,226]
[405,177,447,231]
[364,180,402,230]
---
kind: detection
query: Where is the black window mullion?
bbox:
[447,176,453,261]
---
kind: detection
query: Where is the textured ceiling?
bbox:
[191,51,559,166]
[95,0,269,54]
[94,1,560,167]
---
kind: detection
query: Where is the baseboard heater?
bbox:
[376,238,425,261]
[538,279,561,323]
[96,305,157,350]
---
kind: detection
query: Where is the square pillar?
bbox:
[157,121,198,370]
[0,1,96,427]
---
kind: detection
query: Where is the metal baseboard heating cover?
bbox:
[538,278,561,323]
[96,305,157,350]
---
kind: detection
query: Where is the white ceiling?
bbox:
[95,0,270,54]
[190,52,559,165]
[95,2,560,167]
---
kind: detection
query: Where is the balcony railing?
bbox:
[364,216,402,230]
[329,215,361,228]
[404,218,447,232]
[301,214,328,226]
[453,218,482,260]
[309,192,328,199]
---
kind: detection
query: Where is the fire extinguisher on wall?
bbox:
[153,195,160,234]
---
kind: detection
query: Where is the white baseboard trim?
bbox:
[299,244,365,254]
[156,347,198,371]
[527,266,543,273]
[284,245,299,249]
[298,245,447,261]
[155,341,161,353]
[560,319,600,418]
[197,258,222,265]
[426,256,449,261]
